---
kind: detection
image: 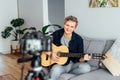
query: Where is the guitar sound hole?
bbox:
[46,55,48,60]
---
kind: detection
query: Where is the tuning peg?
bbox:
[101,54,107,60]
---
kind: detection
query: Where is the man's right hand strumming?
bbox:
[45,51,59,62]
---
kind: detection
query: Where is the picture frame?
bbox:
[89,0,119,8]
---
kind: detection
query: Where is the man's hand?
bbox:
[79,54,91,62]
[44,51,59,62]
[51,54,59,62]
[45,51,52,56]
[84,54,91,61]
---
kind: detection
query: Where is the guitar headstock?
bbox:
[92,53,107,60]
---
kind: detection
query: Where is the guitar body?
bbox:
[41,44,69,67]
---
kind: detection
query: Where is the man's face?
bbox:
[64,20,76,35]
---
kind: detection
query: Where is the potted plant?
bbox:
[1,18,36,53]
[41,24,62,34]
[1,18,36,40]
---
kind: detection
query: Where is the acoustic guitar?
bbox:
[41,44,106,67]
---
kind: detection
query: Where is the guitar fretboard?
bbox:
[59,52,105,59]
[60,53,84,57]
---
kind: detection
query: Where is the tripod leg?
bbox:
[25,71,34,80]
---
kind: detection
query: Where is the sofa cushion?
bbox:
[102,38,120,76]
[83,37,106,70]
[85,39,106,54]
[69,69,120,80]
[82,36,91,52]
[59,73,76,80]
[102,40,115,53]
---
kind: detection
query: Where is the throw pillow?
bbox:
[102,38,120,76]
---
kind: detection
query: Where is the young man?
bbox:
[46,15,91,80]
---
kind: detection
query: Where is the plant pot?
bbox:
[11,40,20,54]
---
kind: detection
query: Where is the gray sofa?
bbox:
[59,36,120,80]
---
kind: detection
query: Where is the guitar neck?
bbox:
[60,53,84,57]
[59,52,105,59]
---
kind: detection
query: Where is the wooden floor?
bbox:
[0,53,31,80]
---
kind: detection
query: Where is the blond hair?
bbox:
[64,15,78,27]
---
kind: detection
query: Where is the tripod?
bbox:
[24,52,48,80]
[18,31,53,80]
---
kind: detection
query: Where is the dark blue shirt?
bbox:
[52,28,84,64]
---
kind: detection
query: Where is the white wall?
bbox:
[65,0,120,39]
[18,0,43,30]
[18,0,64,30]
[0,0,18,53]
[48,0,64,26]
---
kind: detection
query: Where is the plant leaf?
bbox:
[1,31,11,38]
[1,27,13,38]
[42,24,62,34]
[21,27,36,34]
[11,18,24,27]
[21,32,30,39]
[16,29,23,34]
